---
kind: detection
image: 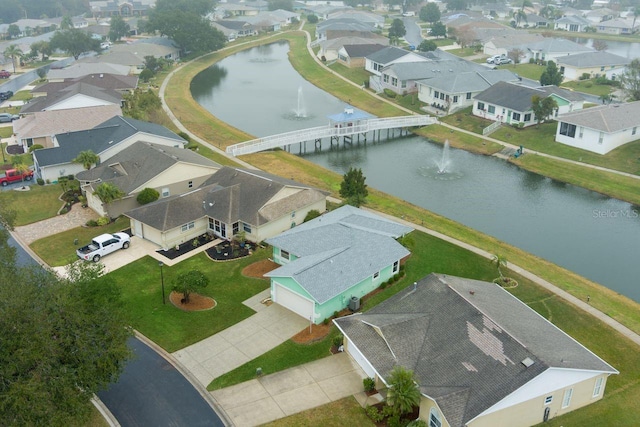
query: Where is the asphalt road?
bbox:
[98,337,225,427]
[402,16,423,47]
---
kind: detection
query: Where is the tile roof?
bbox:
[33,116,185,167]
[76,142,220,194]
[265,205,412,303]
[555,51,631,68]
[474,81,583,111]
[335,273,616,427]
[125,167,328,231]
[557,101,640,132]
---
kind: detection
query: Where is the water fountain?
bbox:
[294,86,306,118]
[436,140,451,174]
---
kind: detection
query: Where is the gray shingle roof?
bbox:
[557,101,640,132]
[523,37,593,54]
[555,51,631,68]
[317,18,376,32]
[125,166,328,231]
[366,46,412,64]
[76,142,220,194]
[21,82,123,113]
[474,82,583,112]
[32,73,138,96]
[343,44,386,58]
[334,273,616,427]
[265,205,412,303]
[417,69,519,94]
[33,116,185,167]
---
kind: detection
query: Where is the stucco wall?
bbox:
[555,123,639,154]
[254,198,326,243]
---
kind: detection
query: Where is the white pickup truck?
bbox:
[76,233,131,262]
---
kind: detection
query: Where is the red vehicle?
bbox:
[0,168,34,186]
[0,70,11,78]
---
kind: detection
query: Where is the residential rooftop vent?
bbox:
[521,357,534,368]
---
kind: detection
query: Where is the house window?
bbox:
[524,113,531,121]
[188,180,193,188]
[579,127,584,138]
[243,223,252,233]
[593,377,604,397]
[280,249,290,260]
[477,102,485,111]
[440,93,445,100]
[232,222,239,235]
[488,105,496,114]
[600,66,605,72]
[383,74,389,83]
[393,260,399,273]
[212,219,221,233]
[562,388,573,408]
[453,95,458,103]
[181,221,195,232]
[633,127,637,135]
[162,187,170,197]
[429,408,442,427]
[512,112,521,121]
[291,211,296,218]
[434,91,440,99]
[544,395,553,405]
[598,132,604,144]
[401,80,406,88]
[391,77,398,86]
[466,92,472,100]
[559,122,576,138]
[373,271,379,279]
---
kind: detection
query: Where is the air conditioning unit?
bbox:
[348,296,360,311]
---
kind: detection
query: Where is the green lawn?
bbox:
[9,90,33,102]
[561,79,616,97]
[446,47,478,57]
[502,62,546,81]
[107,250,272,352]
[328,62,370,87]
[0,127,12,138]
[0,183,63,226]
[263,397,374,427]
[30,217,130,267]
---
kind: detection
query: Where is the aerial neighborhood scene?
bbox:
[2,0,640,426]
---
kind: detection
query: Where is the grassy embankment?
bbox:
[164,31,640,337]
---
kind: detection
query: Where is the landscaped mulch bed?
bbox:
[205,241,250,261]
[6,145,24,155]
[157,234,212,260]
[169,291,216,311]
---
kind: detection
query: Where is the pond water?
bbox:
[191,41,640,302]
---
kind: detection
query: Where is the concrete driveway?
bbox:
[211,352,367,427]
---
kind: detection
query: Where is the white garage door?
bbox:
[273,283,315,320]
[345,336,376,378]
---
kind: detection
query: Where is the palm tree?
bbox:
[491,254,507,279]
[386,366,421,417]
[72,150,100,170]
[3,44,23,73]
[94,182,125,205]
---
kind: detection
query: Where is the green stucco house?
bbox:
[265,205,413,324]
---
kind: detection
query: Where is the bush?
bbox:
[407,420,428,427]
[383,88,397,98]
[529,58,535,64]
[365,406,384,422]
[583,81,593,88]
[67,174,74,181]
[579,73,590,80]
[28,144,44,153]
[332,334,343,348]
[96,216,110,226]
[363,377,376,392]
[303,209,321,222]
[178,131,191,142]
[36,178,44,186]
[137,187,160,205]
[59,207,68,214]
[139,68,154,83]
[307,14,318,23]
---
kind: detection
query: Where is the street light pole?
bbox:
[159,261,165,304]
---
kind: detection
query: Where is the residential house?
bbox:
[265,205,412,324]
[416,68,521,114]
[317,36,388,62]
[470,3,511,19]
[77,142,221,217]
[124,166,329,250]
[218,3,260,17]
[47,63,131,81]
[555,102,640,154]
[555,51,630,81]
[523,14,550,28]
[213,20,257,39]
[89,0,156,17]
[32,116,185,182]
[595,18,638,35]
[79,41,180,73]
[338,44,387,68]
[13,105,123,151]
[20,82,124,114]
[334,273,618,427]
[31,73,138,98]
[316,18,378,41]
[521,38,593,64]
[328,10,385,28]
[241,14,281,32]
[584,8,617,24]
[365,46,429,77]
[472,81,584,127]
[554,15,591,32]
[482,31,544,57]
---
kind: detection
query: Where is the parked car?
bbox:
[0,113,19,123]
[498,57,513,65]
[402,11,415,17]
[486,55,505,64]
[0,70,11,78]
[0,168,33,186]
[0,90,14,101]
[76,233,131,262]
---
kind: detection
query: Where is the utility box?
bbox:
[349,296,360,311]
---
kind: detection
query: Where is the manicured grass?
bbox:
[107,250,271,352]
[0,183,63,226]
[446,47,478,57]
[328,62,370,87]
[262,397,375,427]
[9,90,33,102]
[0,127,12,138]
[415,123,503,156]
[561,79,616,97]
[30,217,130,266]
[501,62,545,81]
[432,38,454,47]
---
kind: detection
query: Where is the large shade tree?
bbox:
[172,269,209,304]
[339,167,368,207]
[0,227,131,426]
[619,58,640,101]
[108,14,130,42]
[420,3,441,24]
[539,60,563,86]
[50,28,100,59]
[388,19,406,45]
